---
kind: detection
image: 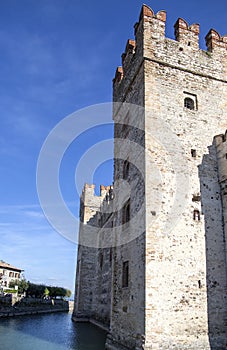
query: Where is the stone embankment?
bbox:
[0,295,72,318]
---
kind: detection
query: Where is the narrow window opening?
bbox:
[122,200,130,226]
[188,41,191,46]
[184,97,195,110]
[225,153,227,160]
[126,203,130,222]
[191,149,196,158]
[109,186,114,200]
[122,306,128,313]
[99,252,103,269]
[122,261,129,288]
[198,280,201,288]
[123,160,129,179]
[193,209,200,221]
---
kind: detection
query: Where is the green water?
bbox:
[0,313,106,350]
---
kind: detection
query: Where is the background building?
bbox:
[0,260,23,291]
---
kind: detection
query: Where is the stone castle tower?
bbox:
[73,5,227,349]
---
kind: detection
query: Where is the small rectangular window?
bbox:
[122,306,128,313]
[192,194,201,202]
[122,261,129,288]
[191,149,196,158]
[122,199,130,226]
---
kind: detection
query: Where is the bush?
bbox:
[4,289,17,294]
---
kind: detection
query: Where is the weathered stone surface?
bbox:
[73,4,227,350]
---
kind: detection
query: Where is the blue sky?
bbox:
[0,0,227,293]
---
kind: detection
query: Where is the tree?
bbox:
[66,289,72,298]
[26,282,71,299]
[27,282,45,298]
[43,287,50,298]
[9,279,29,294]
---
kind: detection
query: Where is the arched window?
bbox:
[184,97,195,110]
[193,209,200,221]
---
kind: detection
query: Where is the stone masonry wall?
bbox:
[199,139,227,349]
[143,5,227,348]
[73,4,227,350]
[73,184,113,329]
[109,4,227,350]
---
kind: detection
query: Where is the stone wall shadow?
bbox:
[199,145,227,350]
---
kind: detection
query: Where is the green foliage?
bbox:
[66,289,72,298]
[9,279,29,294]
[26,282,71,299]
[3,289,17,294]
[27,283,45,298]
[44,288,49,297]
[8,277,71,299]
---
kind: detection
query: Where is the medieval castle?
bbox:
[72,5,227,349]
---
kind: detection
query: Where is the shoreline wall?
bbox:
[0,297,73,318]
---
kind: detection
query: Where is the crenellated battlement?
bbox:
[81,183,112,199]
[137,4,166,24]
[214,131,227,183]
[122,39,136,63]
[205,29,227,52]
[113,4,227,99]
[80,183,112,223]
[213,130,227,145]
[174,18,200,49]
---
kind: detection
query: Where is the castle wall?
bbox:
[108,4,227,350]
[199,140,227,349]
[106,54,146,348]
[73,185,113,328]
[73,4,227,350]
[215,135,227,277]
[91,195,114,328]
[142,7,227,348]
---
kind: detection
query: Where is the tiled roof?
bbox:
[0,261,23,272]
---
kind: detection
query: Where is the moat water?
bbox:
[0,312,106,350]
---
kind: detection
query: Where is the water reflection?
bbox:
[0,313,106,350]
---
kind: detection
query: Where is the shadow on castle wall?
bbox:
[199,144,227,350]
